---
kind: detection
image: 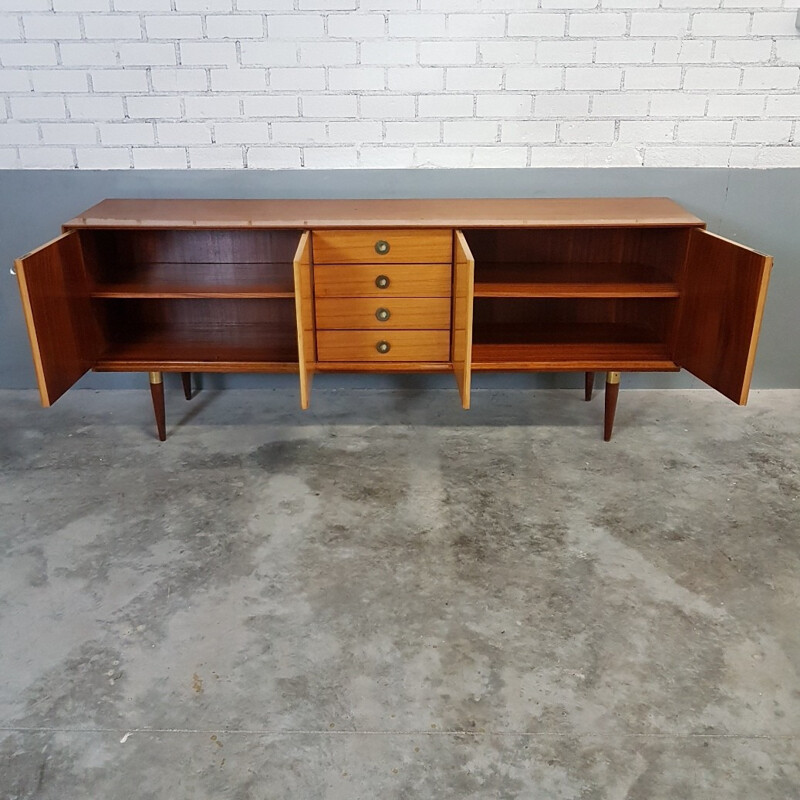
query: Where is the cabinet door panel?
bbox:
[15,231,101,407]
[453,231,474,409]
[293,231,314,409]
[674,229,772,405]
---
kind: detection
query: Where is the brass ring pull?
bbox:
[375,307,391,322]
[376,340,391,354]
[374,240,390,255]
[375,274,390,289]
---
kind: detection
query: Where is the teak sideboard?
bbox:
[14,198,772,441]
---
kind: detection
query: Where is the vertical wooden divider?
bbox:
[293,231,315,410]
[453,230,475,409]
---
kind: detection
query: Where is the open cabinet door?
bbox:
[674,228,772,405]
[15,231,101,407]
[293,231,315,409]
[453,231,475,409]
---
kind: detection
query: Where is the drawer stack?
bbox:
[313,229,453,363]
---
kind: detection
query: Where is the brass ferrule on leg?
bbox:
[607,371,621,385]
[148,371,163,385]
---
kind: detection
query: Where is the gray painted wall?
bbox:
[1,168,798,396]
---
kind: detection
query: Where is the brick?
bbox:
[205,15,265,38]
[751,12,798,37]
[447,14,504,38]
[329,67,385,90]
[175,0,233,9]
[41,122,98,144]
[98,122,155,144]
[179,41,237,66]
[499,121,556,143]
[185,95,241,118]
[210,68,267,91]
[271,121,327,143]
[475,94,532,117]
[145,15,203,38]
[22,14,82,38]
[479,42,535,65]
[692,12,750,37]
[569,12,627,37]
[359,145,414,167]
[303,147,359,169]
[713,40,771,64]
[75,147,131,168]
[630,12,689,37]
[360,94,415,117]
[644,146,732,168]
[445,67,502,91]
[299,42,357,66]
[706,94,766,117]
[133,147,187,168]
[418,94,473,117]
[741,67,799,91]
[678,120,735,142]
[765,95,800,117]
[505,67,562,91]
[119,42,177,66]
[535,94,590,117]
[649,93,707,117]
[60,43,118,66]
[243,95,299,116]
[591,92,650,117]
[0,42,58,66]
[31,70,89,92]
[776,40,800,64]
[624,66,682,89]
[157,121,212,144]
[387,67,443,91]
[126,96,181,118]
[151,68,208,92]
[302,94,357,118]
[188,146,245,167]
[269,67,326,90]
[246,146,301,168]
[19,147,75,167]
[472,146,527,167]
[683,66,741,90]
[735,120,792,144]
[388,13,445,37]
[385,120,439,143]
[67,95,124,118]
[596,40,654,63]
[560,120,614,143]
[53,0,109,9]
[361,41,416,66]
[506,13,566,37]
[414,146,471,168]
[214,122,268,143]
[653,40,713,64]
[537,41,594,64]
[84,14,143,39]
[443,120,497,143]
[10,96,66,119]
[327,121,383,142]
[618,120,675,142]
[420,41,477,65]
[239,41,297,66]
[115,0,170,9]
[91,69,149,92]
[328,14,385,38]
[565,66,622,90]
[267,14,325,38]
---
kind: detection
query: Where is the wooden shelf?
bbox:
[474,262,679,298]
[95,325,299,372]
[471,323,677,371]
[89,262,295,299]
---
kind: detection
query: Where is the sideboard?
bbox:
[14,198,772,441]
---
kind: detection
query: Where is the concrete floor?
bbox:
[0,387,798,799]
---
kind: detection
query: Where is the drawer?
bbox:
[316,297,451,330]
[313,229,452,264]
[314,264,452,298]
[317,330,451,362]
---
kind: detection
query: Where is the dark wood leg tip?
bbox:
[181,372,192,401]
[604,371,620,442]
[584,371,594,401]
[149,372,166,441]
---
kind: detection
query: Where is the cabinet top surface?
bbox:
[64,197,703,230]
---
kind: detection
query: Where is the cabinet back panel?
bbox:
[465,227,691,282]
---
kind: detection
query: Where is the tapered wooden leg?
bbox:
[604,371,621,442]
[181,372,192,400]
[584,371,595,401]
[149,371,166,442]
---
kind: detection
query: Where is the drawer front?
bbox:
[315,264,452,298]
[313,229,452,264]
[317,330,451,362]
[316,297,451,330]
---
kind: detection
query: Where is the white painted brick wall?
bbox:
[0,2,798,169]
